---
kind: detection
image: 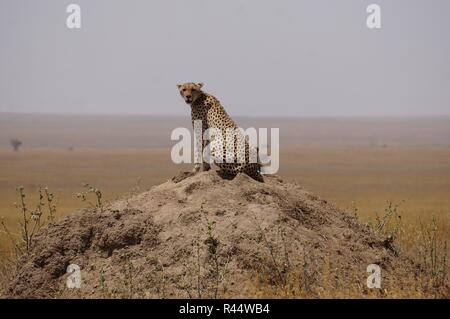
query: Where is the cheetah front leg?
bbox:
[192,141,211,173]
[200,138,212,172]
[201,139,211,172]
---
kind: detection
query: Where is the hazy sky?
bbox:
[1,0,449,116]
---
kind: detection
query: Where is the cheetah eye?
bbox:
[182,88,187,92]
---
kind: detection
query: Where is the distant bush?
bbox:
[9,139,22,152]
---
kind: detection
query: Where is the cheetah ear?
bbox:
[197,82,204,89]
[176,84,182,89]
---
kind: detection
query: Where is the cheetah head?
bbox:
[177,82,204,104]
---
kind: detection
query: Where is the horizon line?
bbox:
[2,111,450,119]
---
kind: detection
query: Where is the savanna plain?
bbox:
[0,113,448,297]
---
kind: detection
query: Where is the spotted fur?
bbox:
[177,82,264,182]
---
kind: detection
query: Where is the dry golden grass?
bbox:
[0,148,187,229]
[0,146,449,297]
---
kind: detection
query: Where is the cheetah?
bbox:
[177,82,264,182]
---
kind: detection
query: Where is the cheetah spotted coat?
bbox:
[191,93,264,182]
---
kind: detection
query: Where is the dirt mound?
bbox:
[5,171,415,298]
